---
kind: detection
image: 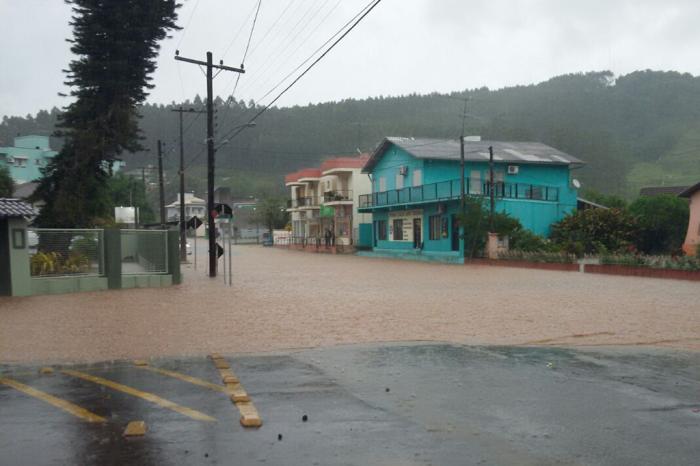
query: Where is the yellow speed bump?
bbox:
[123,420,147,436]
[0,377,105,423]
[61,369,216,422]
[39,367,54,375]
[133,360,149,367]
[237,402,262,427]
[208,355,261,427]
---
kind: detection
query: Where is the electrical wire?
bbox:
[175,0,202,51]
[218,0,383,146]
[216,0,379,141]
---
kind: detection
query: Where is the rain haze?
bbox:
[2,0,700,119]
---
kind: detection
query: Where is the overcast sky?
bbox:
[2,0,700,119]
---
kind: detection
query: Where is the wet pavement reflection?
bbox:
[1,343,699,465]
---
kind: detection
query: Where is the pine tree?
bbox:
[34,0,179,227]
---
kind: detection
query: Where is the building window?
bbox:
[392,219,403,240]
[379,177,386,192]
[469,170,481,194]
[377,220,387,240]
[413,169,422,186]
[395,173,404,189]
[429,215,441,240]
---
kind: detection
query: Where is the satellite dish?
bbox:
[572,179,581,189]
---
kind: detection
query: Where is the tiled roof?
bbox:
[0,198,38,218]
[363,137,584,173]
[678,182,700,198]
[320,154,370,172]
[639,186,690,197]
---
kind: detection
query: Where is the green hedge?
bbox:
[600,254,700,271]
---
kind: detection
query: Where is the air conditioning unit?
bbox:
[399,166,408,176]
[507,165,519,175]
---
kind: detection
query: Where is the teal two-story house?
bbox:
[0,135,58,184]
[357,137,584,261]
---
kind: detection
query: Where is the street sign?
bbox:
[216,243,224,258]
[187,216,203,230]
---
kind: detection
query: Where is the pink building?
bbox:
[680,182,700,255]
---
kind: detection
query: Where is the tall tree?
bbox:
[34,0,179,227]
[0,167,14,197]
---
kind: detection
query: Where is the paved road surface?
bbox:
[1,343,698,465]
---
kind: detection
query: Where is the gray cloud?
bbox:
[2,0,699,119]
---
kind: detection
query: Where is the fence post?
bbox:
[167,229,181,285]
[104,228,122,290]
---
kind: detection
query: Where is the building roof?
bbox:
[0,198,38,219]
[639,186,690,197]
[678,182,700,198]
[13,182,39,200]
[362,137,584,173]
[577,197,609,210]
[320,154,370,172]
[166,193,206,208]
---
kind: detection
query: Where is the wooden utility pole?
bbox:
[175,51,245,277]
[488,145,495,231]
[157,140,166,229]
[171,107,206,261]
[460,135,465,214]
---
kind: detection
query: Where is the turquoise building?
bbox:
[358,137,583,261]
[0,135,57,184]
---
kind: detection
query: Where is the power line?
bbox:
[236,0,342,101]
[216,0,379,142]
[175,0,202,51]
[220,0,260,60]
[219,0,264,134]
[217,0,384,146]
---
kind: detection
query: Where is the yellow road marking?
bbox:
[134,365,230,394]
[61,370,216,422]
[0,377,105,423]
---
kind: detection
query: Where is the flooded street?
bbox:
[1,245,699,363]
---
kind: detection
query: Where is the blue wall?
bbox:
[0,136,57,184]
[367,142,580,248]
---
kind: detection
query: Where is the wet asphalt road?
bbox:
[1,343,699,466]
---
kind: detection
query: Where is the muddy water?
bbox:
[1,246,699,363]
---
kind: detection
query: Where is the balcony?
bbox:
[287,196,320,209]
[322,190,353,204]
[358,179,560,210]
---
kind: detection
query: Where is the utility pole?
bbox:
[460,135,465,215]
[171,107,206,261]
[488,145,495,232]
[157,140,166,229]
[175,51,245,277]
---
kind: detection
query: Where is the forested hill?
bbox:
[2,70,700,198]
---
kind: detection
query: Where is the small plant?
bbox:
[30,251,91,276]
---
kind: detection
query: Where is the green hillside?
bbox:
[2,70,699,199]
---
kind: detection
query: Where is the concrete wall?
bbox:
[1,227,180,297]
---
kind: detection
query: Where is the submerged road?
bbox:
[1,343,699,465]
[1,245,699,363]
